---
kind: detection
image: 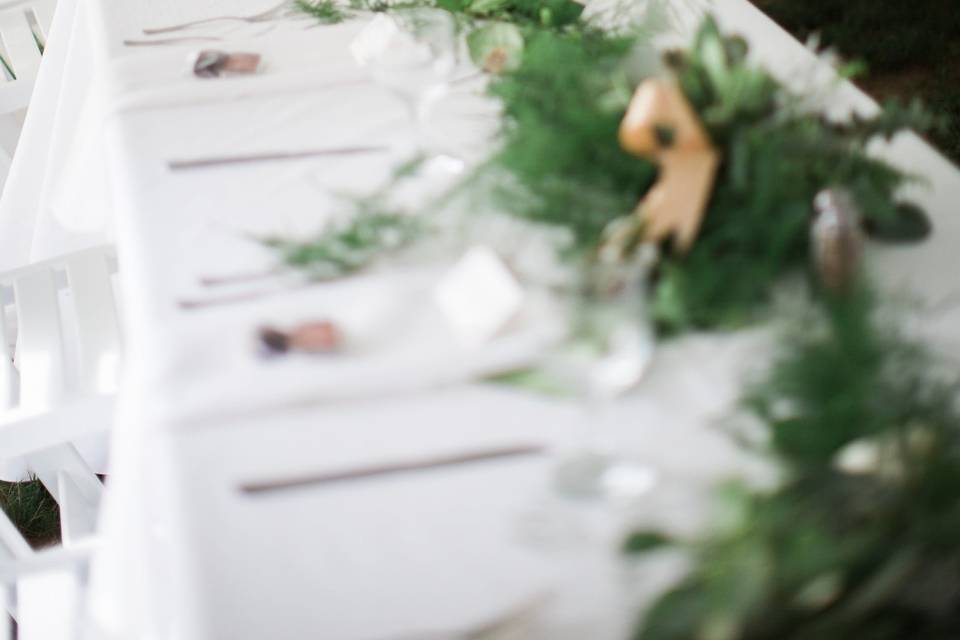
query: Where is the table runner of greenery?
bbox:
[282,2,960,636]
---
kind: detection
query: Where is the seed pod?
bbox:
[193,51,261,78]
[811,188,863,292]
[259,320,342,355]
[259,327,290,354]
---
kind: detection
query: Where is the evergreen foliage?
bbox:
[262,212,422,277]
[280,9,959,638]
[633,285,960,640]
[488,17,927,331]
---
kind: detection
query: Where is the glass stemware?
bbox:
[553,258,658,500]
[363,8,459,163]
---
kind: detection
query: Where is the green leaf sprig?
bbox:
[262,212,422,278]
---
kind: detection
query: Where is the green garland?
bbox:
[285,5,958,638]
[631,285,960,640]
[294,0,349,23]
[486,25,656,247]
[487,17,931,331]
[261,211,421,278]
[295,0,585,28]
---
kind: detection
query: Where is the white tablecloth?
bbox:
[2,0,956,638]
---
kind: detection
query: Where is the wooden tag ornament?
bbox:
[617,79,720,253]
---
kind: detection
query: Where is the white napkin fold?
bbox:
[148,268,566,428]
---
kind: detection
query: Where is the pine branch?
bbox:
[262,212,422,276]
[293,0,348,23]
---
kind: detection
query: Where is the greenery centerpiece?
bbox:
[485,16,930,330]
[288,3,930,330]
[266,3,957,638]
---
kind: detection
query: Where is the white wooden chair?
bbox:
[0,0,55,183]
[0,245,120,545]
[2,506,92,640]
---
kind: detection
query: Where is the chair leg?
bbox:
[16,567,81,640]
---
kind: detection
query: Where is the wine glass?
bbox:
[362,8,460,166]
[553,258,658,500]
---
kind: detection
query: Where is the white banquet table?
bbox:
[7,0,957,638]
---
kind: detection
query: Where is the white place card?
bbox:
[350,14,400,65]
[434,246,525,346]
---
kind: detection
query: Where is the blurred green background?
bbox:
[754,0,960,163]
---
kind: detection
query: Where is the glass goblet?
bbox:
[553,258,658,500]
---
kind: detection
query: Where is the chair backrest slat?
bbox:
[57,470,98,545]
[64,250,120,395]
[25,444,101,510]
[13,266,65,412]
[27,1,54,43]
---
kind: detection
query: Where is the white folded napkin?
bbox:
[146,267,566,428]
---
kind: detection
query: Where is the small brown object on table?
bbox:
[258,320,342,355]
